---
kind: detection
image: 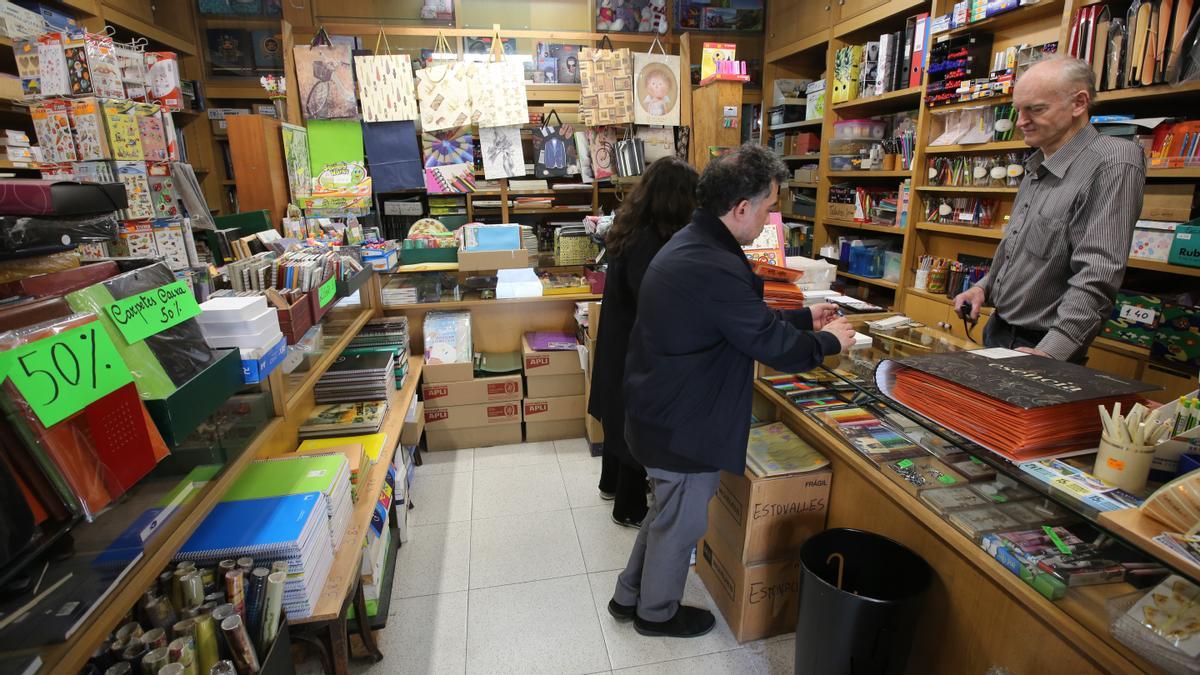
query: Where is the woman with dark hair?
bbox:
[589,156,699,528]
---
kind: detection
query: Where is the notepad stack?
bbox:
[346,317,410,390]
[223,454,355,551]
[298,401,388,440]
[296,433,389,499]
[314,351,396,404]
[176,492,334,619]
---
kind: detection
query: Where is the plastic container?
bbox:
[849,246,884,278]
[834,119,886,140]
[795,528,932,675]
[830,155,858,171]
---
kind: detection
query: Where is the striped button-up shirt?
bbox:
[976,124,1146,361]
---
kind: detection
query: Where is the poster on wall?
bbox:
[281,123,311,199]
[633,52,681,126]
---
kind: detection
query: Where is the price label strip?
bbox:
[1,323,134,428]
[318,276,337,309]
[106,280,202,344]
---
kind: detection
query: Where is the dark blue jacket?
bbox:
[623,208,842,474]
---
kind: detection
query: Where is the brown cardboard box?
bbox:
[522,334,583,376]
[423,361,475,384]
[422,375,523,407]
[1142,184,1195,222]
[583,334,596,377]
[525,418,586,442]
[587,302,601,340]
[523,395,585,421]
[695,533,801,643]
[424,401,522,430]
[585,414,604,444]
[427,423,522,451]
[401,401,425,447]
[457,249,532,272]
[709,468,831,564]
[525,372,586,398]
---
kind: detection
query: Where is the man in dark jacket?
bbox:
[607,144,856,638]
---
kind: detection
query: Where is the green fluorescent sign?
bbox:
[319,276,337,308]
[106,281,202,344]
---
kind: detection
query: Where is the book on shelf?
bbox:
[299,401,389,439]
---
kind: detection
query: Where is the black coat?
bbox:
[588,228,666,465]
[623,208,843,474]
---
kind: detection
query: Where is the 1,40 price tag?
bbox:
[3,323,133,427]
[1118,304,1157,325]
[106,280,202,344]
[318,276,337,308]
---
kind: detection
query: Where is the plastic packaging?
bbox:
[1110,576,1200,674]
[834,119,886,140]
[423,311,472,365]
[0,213,120,251]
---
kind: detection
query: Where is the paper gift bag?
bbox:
[532,111,578,178]
[633,44,681,126]
[480,125,526,180]
[364,120,423,192]
[424,164,475,194]
[354,33,418,123]
[281,123,312,200]
[416,62,476,131]
[637,126,675,164]
[470,60,529,128]
[615,129,645,177]
[579,39,634,126]
[294,30,358,120]
[422,126,474,170]
[307,119,369,195]
[585,126,618,181]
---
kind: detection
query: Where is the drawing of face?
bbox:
[647,72,669,100]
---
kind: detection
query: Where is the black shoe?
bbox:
[607,598,636,622]
[599,490,616,501]
[634,605,716,638]
[611,514,642,529]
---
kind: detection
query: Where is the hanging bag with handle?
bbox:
[633,36,681,126]
[615,124,645,177]
[355,26,418,123]
[293,27,358,120]
[580,36,634,126]
[469,26,529,128]
[533,110,578,178]
[416,32,476,131]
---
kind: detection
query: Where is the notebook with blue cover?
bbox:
[178,492,323,558]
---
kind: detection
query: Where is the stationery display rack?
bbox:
[762,0,1200,403]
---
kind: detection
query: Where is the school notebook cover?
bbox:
[178,492,324,557]
[297,433,389,463]
[222,455,347,502]
[324,352,394,375]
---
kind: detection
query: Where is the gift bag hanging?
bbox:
[469,32,529,128]
[416,32,476,131]
[615,125,645,177]
[421,126,474,168]
[579,36,634,126]
[364,120,423,191]
[633,38,681,126]
[480,125,526,180]
[586,126,618,181]
[532,110,578,178]
[637,125,675,164]
[293,28,358,120]
[355,28,418,123]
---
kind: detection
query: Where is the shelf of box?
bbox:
[780,212,816,221]
[780,153,821,161]
[284,307,374,414]
[827,170,911,178]
[290,355,423,625]
[36,414,286,674]
[831,86,923,114]
[915,222,1006,240]
[768,119,823,132]
[833,0,928,38]
[383,292,601,311]
[1147,167,1200,178]
[924,140,1029,154]
[788,181,818,188]
[928,93,1012,112]
[824,218,904,235]
[1126,257,1200,277]
[939,0,1067,39]
[916,185,1019,194]
[837,271,899,290]
[1094,80,1200,104]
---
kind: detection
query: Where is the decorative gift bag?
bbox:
[636,125,675,164]
[579,37,634,126]
[469,36,529,128]
[532,110,578,178]
[294,28,358,120]
[480,125,526,180]
[574,131,594,183]
[364,120,423,191]
[615,126,645,177]
[354,30,418,123]
[416,33,476,131]
[633,38,681,126]
[424,164,475,194]
[586,126,618,180]
[307,119,370,195]
[281,123,312,200]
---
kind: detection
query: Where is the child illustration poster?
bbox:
[281,123,312,199]
[633,52,680,126]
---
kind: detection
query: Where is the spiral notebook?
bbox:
[223,455,353,548]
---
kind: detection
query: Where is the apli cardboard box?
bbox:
[522,334,583,376]
[422,374,523,407]
[526,372,586,398]
[423,360,474,384]
[424,401,522,430]
[427,424,522,451]
[695,533,801,643]
[709,467,831,564]
[1142,184,1195,222]
[524,394,586,442]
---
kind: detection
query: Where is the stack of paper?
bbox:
[314,352,396,404]
[746,422,829,476]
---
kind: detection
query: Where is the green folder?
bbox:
[222,454,348,502]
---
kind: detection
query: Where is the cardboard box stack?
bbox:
[576,302,604,446]
[422,310,524,450]
[522,331,586,442]
[695,422,833,642]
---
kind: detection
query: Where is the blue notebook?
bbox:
[178,492,323,557]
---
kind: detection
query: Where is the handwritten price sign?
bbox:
[318,276,337,309]
[106,281,202,344]
[3,323,133,427]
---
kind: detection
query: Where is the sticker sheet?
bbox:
[16,40,41,97]
[63,32,93,96]
[31,101,78,163]
[69,98,110,161]
[37,33,71,97]
[136,104,168,162]
[86,33,126,99]
[103,100,145,161]
[114,42,148,101]
[116,161,155,220]
[147,163,179,219]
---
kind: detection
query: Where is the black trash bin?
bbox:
[795,528,932,675]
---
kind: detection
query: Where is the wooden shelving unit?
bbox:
[915,222,1006,239]
[830,86,922,113]
[837,270,899,289]
[828,169,912,178]
[825,218,905,235]
[925,140,1029,154]
[916,185,1020,194]
[769,119,823,131]
[1126,257,1200,277]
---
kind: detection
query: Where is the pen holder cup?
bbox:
[945,270,966,299]
[1094,434,1157,493]
[914,269,929,291]
[881,154,897,171]
[927,269,947,294]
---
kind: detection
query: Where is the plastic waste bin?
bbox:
[795,528,932,674]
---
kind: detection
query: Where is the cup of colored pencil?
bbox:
[1095,402,1168,493]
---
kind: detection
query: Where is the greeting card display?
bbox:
[116,161,155,220]
[585,126,618,180]
[424,163,475,194]
[470,60,529,128]
[633,49,681,126]
[416,61,476,131]
[16,40,40,97]
[102,100,144,161]
[62,32,93,95]
[421,126,474,168]
[293,35,357,120]
[480,125,526,180]
[85,33,125,98]
[281,123,312,200]
[69,98,110,160]
[31,101,77,163]
[532,111,578,178]
[145,52,183,111]
[355,53,418,123]
[363,120,424,192]
[114,42,148,101]
[37,33,70,97]
[579,41,634,126]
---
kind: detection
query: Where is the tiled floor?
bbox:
[348,438,797,675]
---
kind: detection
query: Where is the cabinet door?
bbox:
[1086,345,1143,380]
[834,0,890,23]
[766,0,832,53]
[903,295,951,332]
[103,0,154,21]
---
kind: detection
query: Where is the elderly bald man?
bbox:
[953,57,1146,363]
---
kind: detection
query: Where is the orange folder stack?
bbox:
[750,261,806,310]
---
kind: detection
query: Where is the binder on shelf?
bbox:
[909,12,931,89]
[900,16,917,95]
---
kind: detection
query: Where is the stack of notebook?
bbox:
[176,492,333,619]
[298,401,389,439]
[222,455,354,551]
[292,441,366,501]
[314,352,396,404]
[346,317,410,390]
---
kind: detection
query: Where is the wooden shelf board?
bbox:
[837,270,899,290]
[769,118,823,132]
[779,212,816,221]
[834,0,928,38]
[831,86,922,113]
[1094,80,1200,104]
[824,218,904,235]
[827,169,911,178]
[383,292,601,311]
[780,153,821,161]
[939,0,1066,39]
[924,140,1029,154]
[788,181,818,188]
[290,355,423,625]
[103,7,197,55]
[1099,508,1200,585]
[221,180,236,186]
[201,16,281,29]
[1093,335,1151,359]
[915,222,1006,240]
[765,30,830,63]
[928,93,1012,111]
[284,308,374,413]
[1127,257,1200,277]
[1147,167,1200,178]
[204,83,272,100]
[916,185,1019,193]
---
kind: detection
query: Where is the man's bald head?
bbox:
[1016,57,1096,105]
[1013,57,1094,156]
